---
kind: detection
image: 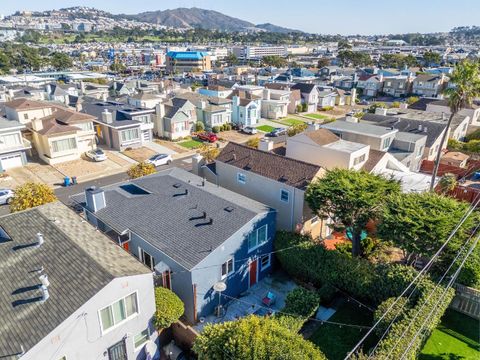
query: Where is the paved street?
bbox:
[0,158,193,216]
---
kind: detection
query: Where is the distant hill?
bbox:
[126,7,301,33]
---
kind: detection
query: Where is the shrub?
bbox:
[224,123,232,131]
[353,111,365,119]
[212,126,220,133]
[301,103,308,112]
[368,102,387,113]
[246,137,260,149]
[194,121,205,132]
[153,287,184,329]
[296,104,303,113]
[287,123,307,137]
[199,144,219,163]
[391,101,401,108]
[193,316,326,359]
[317,283,337,305]
[127,162,156,179]
[406,96,419,105]
[283,287,320,318]
[466,128,480,141]
[373,296,411,337]
[10,182,57,212]
[321,106,334,111]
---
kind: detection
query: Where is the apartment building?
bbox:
[165,51,212,73]
[232,46,288,60]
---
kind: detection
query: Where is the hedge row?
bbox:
[275,231,455,359]
[275,231,419,305]
[275,287,320,333]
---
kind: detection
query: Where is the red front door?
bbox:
[122,242,129,252]
[249,259,258,287]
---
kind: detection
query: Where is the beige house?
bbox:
[193,142,328,239]
[29,109,96,164]
[4,98,55,124]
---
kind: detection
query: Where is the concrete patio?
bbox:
[194,271,297,332]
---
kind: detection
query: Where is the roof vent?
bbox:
[35,233,44,248]
[418,124,423,131]
[173,183,182,188]
[424,126,428,133]
[224,206,234,213]
[40,285,49,303]
[39,274,49,287]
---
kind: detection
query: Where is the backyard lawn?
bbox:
[178,139,203,149]
[308,300,376,360]
[256,125,276,133]
[274,118,306,126]
[304,113,330,120]
[420,309,479,360]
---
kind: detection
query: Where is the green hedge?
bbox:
[275,231,419,305]
[153,287,184,329]
[275,287,320,333]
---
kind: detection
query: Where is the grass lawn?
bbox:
[256,125,276,133]
[420,309,480,360]
[274,118,306,126]
[178,139,203,149]
[304,113,330,120]
[308,300,376,360]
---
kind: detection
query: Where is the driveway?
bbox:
[4,161,65,188]
[144,141,177,155]
[220,130,260,144]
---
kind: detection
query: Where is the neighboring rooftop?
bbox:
[323,119,399,137]
[216,142,323,189]
[72,168,271,270]
[0,202,149,359]
[3,98,51,111]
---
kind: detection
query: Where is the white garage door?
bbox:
[1,154,23,170]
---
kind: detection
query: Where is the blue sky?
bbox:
[3,0,480,35]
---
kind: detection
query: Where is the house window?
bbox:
[121,128,140,142]
[23,113,28,120]
[212,114,223,125]
[0,133,21,147]
[139,248,155,270]
[134,328,150,349]
[417,146,424,156]
[51,138,77,153]
[280,189,289,203]
[237,172,246,184]
[382,137,392,150]
[75,122,93,132]
[260,254,271,271]
[353,154,366,166]
[99,292,139,333]
[221,258,234,279]
[248,225,268,252]
[174,121,188,132]
[311,215,319,225]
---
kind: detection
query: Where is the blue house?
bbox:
[73,168,276,323]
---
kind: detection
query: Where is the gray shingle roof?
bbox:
[72,168,271,270]
[0,202,149,359]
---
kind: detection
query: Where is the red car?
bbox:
[197,132,218,143]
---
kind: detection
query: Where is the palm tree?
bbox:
[430,60,480,191]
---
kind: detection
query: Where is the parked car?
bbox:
[265,128,287,137]
[85,149,107,162]
[145,153,172,167]
[242,126,258,135]
[0,189,14,205]
[197,132,218,143]
[359,99,371,105]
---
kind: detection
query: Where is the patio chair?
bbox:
[262,291,277,307]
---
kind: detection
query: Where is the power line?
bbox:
[385,228,480,359]
[368,220,480,358]
[345,195,480,359]
[398,233,480,360]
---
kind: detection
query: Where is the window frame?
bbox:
[133,328,150,350]
[98,291,139,334]
[139,247,155,270]
[260,254,271,271]
[221,257,234,279]
[280,189,290,203]
[248,224,269,253]
[237,172,246,184]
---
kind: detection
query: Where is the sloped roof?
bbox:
[4,98,51,111]
[0,202,149,358]
[362,149,388,172]
[216,142,322,189]
[304,128,340,146]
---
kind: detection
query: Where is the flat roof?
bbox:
[324,139,369,153]
[322,120,398,137]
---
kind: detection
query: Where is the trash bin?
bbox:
[63,176,70,187]
[72,176,77,185]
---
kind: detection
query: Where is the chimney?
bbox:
[102,109,113,124]
[263,88,270,100]
[375,107,387,116]
[200,100,207,110]
[46,84,52,95]
[101,92,108,102]
[191,154,205,176]
[35,233,44,248]
[75,101,83,112]
[418,124,423,131]
[258,138,274,151]
[31,117,43,131]
[85,186,106,213]
[424,126,428,133]
[80,80,86,94]
[39,274,50,287]
[232,95,240,106]
[155,102,165,118]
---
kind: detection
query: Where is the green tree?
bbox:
[430,60,480,190]
[10,182,57,212]
[0,51,11,74]
[305,169,400,257]
[406,96,420,105]
[438,173,457,193]
[261,55,287,68]
[199,144,219,163]
[423,50,442,66]
[153,287,184,329]
[337,39,352,50]
[110,61,126,73]
[127,162,156,179]
[378,192,476,264]
[49,52,73,70]
[317,57,331,68]
[287,123,308,137]
[246,137,260,149]
[224,53,238,66]
[193,316,326,360]
[194,121,205,132]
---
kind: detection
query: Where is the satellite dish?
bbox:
[213,281,227,292]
